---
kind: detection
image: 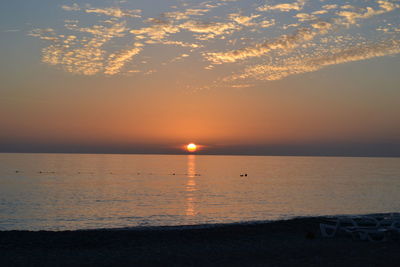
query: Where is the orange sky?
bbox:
[0,0,399,156]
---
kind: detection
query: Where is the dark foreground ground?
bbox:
[1,217,400,267]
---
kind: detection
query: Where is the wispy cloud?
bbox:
[180,20,239,40]
[228,39,400,81]
[105,44,142,75]
[337,0,399,25]
[31,21,130,75]
[131,19,181,41]
[85,7,141,18]
[229,13,260,26]
[30,0,400,84]
[163,8,210,20]
[158,40,202,48]
[257,0,306,12]
[204,25,328,63]
[61,3,80,11]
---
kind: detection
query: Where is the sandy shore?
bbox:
[1,217,399,267]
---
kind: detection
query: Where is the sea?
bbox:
[0,153,399,231]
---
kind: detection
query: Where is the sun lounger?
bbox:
[352,227,390,242]
[378,218,400,235]
[320,216,379,238]
[320,215,399,241]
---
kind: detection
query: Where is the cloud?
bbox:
[204,0,399,65]
[86,7,141,18]
[229,39,400,81]
[340,5,356,10]
[61,4,80,11]
[130,19,181,40]
[64,21,127,39]
[231,84,253,88]
[105,44,142,75]
[158,40,202,48]
[42,44,105,75]
[295,13,317,22]
[322,4,338,10]
[259,19,276,28]
[337,1,399,25]
[163,8,210,20]
[229,13,260,26]
[312,10,328,15]
[258,0,306,12]
[31,0,400,81]
[29,28,59,41]
[180,20,239,40]
[204,25,329,63]
[170,53,190,62]
[32,21,130,75]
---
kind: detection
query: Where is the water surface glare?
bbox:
[0,153,399,230]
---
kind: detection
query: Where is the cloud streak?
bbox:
[105,44,143,75]
[85,7,141,18]
[257,0,306,12]
[31,21,131,75]
[228,39,400,81]
[204,25,329,63]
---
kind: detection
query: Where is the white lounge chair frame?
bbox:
[320,215,396,241]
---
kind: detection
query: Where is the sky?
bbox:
[0,0,399,156]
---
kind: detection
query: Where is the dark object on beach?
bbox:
[245,173,247,177]
[306,230,316,239]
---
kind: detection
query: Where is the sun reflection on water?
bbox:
[185,155,197,216]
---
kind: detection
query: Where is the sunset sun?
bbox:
[186,143,197,153]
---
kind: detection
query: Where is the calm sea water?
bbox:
[0,153,399,231]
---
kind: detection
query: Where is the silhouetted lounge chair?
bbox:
[376,214,400,236]
[320,216,375,236]
[320,216,388,241]
[321,214,400,241]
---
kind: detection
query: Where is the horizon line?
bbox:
[1,151,399,158]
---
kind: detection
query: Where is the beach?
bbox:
[1,216,399,267]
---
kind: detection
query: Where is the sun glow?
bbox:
[186,143,197,153]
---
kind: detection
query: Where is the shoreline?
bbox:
[1,215,399,266]
[1,212,394,232]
